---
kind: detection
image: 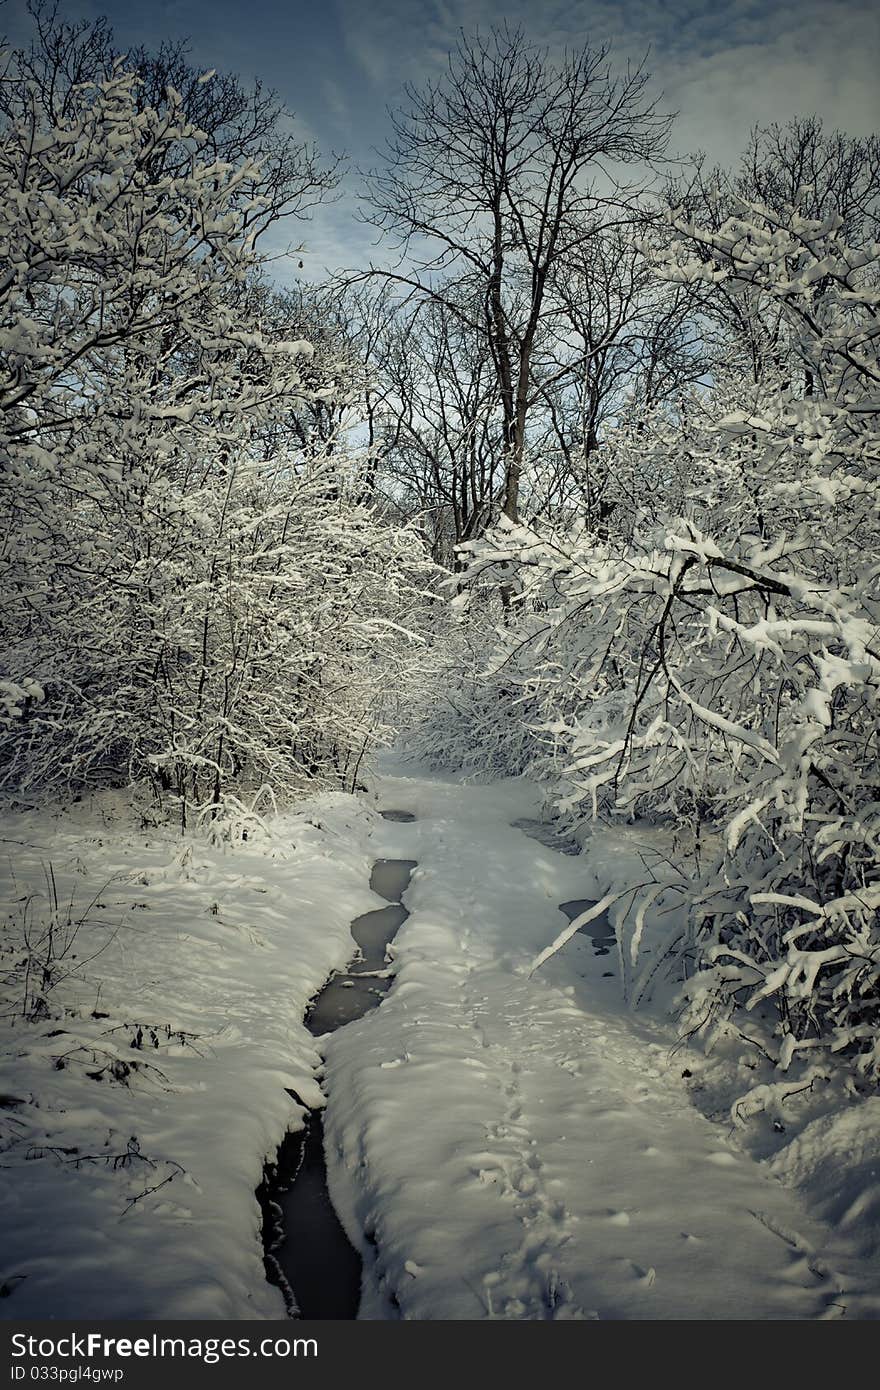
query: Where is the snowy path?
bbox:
[2,771,877,1320]
[323,762,870,1320]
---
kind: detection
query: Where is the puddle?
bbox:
[349,905,408,969]
[380,809,416,822]
[371,858,418,903]
[260,852,417,1320]
[559,897,616,956]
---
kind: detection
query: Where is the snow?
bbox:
[2,761,880,1320]
[322,756,880,1320]
[769,1104,880,1241]
[0,789,383,1319]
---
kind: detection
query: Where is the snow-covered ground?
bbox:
[2,761,880,1319]
[0,789,382,1318]
[323,757,880,1320]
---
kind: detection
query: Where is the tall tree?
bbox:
[358,24,673,523]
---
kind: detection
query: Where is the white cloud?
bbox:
[10,0,874,275]
[335,0,879,165]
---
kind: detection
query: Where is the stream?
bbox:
[513,818,615,956]
[259,807,610,1318]
[258,810,417,1320]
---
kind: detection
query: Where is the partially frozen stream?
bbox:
[513,818,615,956]
[559,898,615,956]
[259,812,417,1319]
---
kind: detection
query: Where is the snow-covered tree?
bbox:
[358,25,673,524]
[0,54,434,822]
[419,186,879,1075]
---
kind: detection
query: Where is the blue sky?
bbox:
[4,0,879,281]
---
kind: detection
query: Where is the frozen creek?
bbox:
[258,812,418,1319]
[260,764,878,1321]
[5,765,874,1321]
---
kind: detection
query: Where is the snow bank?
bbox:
[0,789,382,1319]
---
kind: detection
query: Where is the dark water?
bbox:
[304,860,417,1034]
[559,898,616,956]
[258,1103,361,1319]
[379,809,416,822]
[258,824,417,1320]
[512,816,614,957]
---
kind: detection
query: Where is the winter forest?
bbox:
[1,0,879,1327]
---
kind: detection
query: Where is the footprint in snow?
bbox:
[558,1059,582,1077]
[512,1169,538,1197]
[614,1256,655,1285]
[781,1254,827,1287]
[605,1209,631,1226]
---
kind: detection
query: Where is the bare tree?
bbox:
[737,116,880,241]
[317,279,504,563]
[381,291,505,563]
[357,24,673,523]
[531,223,704,528]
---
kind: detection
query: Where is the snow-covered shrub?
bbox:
[650,197,880,1074]
[400,590,553,778]
[427,192,879,1075]
[0,63,434,816]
